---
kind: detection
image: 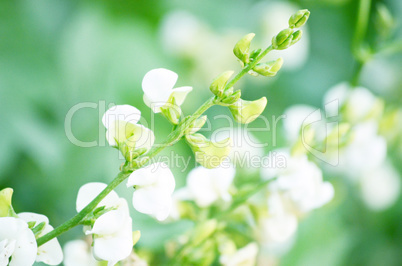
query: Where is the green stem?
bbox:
[37,171,129,246]
[37,44,276,247]
[351,0,372,85]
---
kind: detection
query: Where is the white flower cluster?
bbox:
[0,189,63,266]
[324,83,400,211]
[259,150,334,246]
[283,82,400,211]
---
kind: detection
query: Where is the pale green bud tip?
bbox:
[132,230,141,246]
[230,97,267,124]
[210,71,234,96]
[272,28,294,50]
[0,188,13,206]
[0,188,16,217]
[221,90,241,105]
[291,30,303,45]
[253,58,284,77]
[289,9,310,28]
[185,116,208,135]
[233,33,255,64]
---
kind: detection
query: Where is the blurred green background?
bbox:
[0,0,401,265]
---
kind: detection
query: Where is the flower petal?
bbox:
[142,68,178,104]
[0,217,37,266]
[76,182,120,212]
[170,86,192,106]
[102,105,141,129]
[132,188,172,221]
[91,214,133,264]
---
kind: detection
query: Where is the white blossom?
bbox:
[261,150,334,212]
[63,240,98,266]
[142,68,192,113]
[85,200,133,266]
[127,162,175,221]
[102,104,155,151]
[337,122,387,178]
[18,212,63,265]
[283,104,320,143]
[360,162,401,211]
[76,183,133,265]
[259,193,298,244]
[324,82,381,124]
[185,165,236,208]
[220,242,259,266]
[0,217,37,266]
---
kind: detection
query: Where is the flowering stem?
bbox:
[36,171,129,246]
[37,43,276,247]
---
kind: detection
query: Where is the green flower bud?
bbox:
[221,90,242,105]
[0,188,17,217]
[233,33,255,64]
[291,30,303,45]
[161,104,182,125]
[210,71,234,97]
[185,115,208,135]
[253,58,284,77]
[229,97,267,124]
[272,28,294,50]
[186,134,232,169]
[249,48,262,61]
[289,9,310,28]
[32,221,46,237]
[132,230,141,246]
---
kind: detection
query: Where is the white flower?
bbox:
[283,104,323,143]
[185,165,235,208]
[18,212,63,265]
[127,162,175,221]
[0,217,37,266]
[261,150,334,212]
[338,122,387,178]
[360,162,401,211]
[85,200,133,266]
[102,104,155,152]
[220,242,259,266]
[76,183,133,265]
[159,11,208,57]
[259,193,298,244]
[324,83,381,124]
[142,68,192,113]
[63,240,98,266]
[76,182,120,213]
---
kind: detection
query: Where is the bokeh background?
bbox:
[1,0,401,265]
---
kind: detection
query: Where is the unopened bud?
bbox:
[221,90,242,105]
[272,28,294,50]
[186,134,232,169]
[132,230,141,246]
[185,116,208,135]
[253,58,284,77]
[249,49,262,61]
[0,188,17,217]
[210,71,234,97]
[233,33,255,64]
[291,30,303,45]
[289,9,310,28]
[161,104,182,125]
[229,97,267,124]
